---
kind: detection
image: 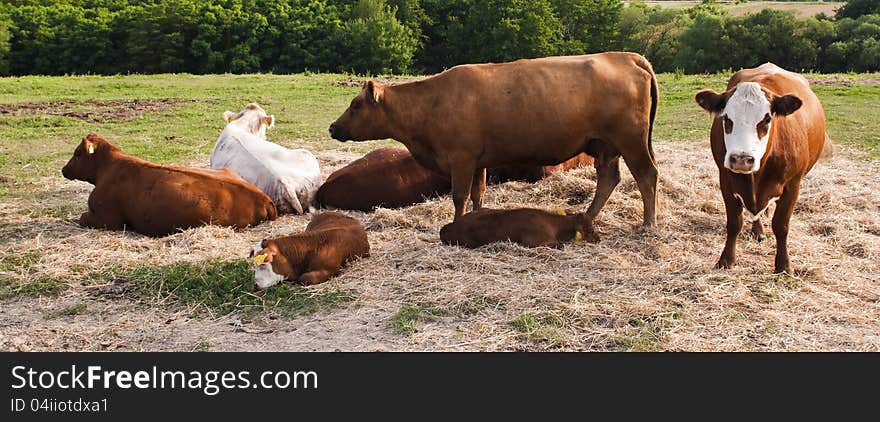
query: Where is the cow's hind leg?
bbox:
[470,168,486,211]
[621,146,659,227]
[586,152,621,221]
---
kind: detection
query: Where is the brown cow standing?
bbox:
[250,212,369,289]
[695,63,830,273]
[440,208,599,249]
[61,133,277,237]
[314,148,593,211]
[329,52,659,226]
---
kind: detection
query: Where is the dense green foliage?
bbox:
[0,0,877,75]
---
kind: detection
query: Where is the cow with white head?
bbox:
[210,103,321,214]
[694,63,829,274]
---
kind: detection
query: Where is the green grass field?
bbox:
[1,71,878,351]
[0,71,878,201]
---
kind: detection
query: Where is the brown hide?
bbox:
[695,64,828,273]
[255,212,369,286]
[330,52,659,225]
[488,153,594,183]
[315,148,593,211]
[315,148,451,211]
[439,208,599,249]
[61,133,277,237]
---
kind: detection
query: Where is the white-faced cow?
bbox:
[695,63,831,273]
[210,103,321,214]
[329,52,660,226]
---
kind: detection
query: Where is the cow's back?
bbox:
[315,148,451,211]
[109,159,275,236]
[211,127,320,214]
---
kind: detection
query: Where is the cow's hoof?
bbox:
[715,258,734,269]
[755,234,766,243]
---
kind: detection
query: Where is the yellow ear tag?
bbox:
[253,253,268,266]
[556,209,566,216]
[87,144,95,154]
[574,231,584,244]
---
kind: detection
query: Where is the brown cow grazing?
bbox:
[329,52,659,226]
[488,153,595,183]
[250,212,369,289]
[61,133,277,237]
[440,208,599,249]
[695,63,830,273]
[314,147,451,211]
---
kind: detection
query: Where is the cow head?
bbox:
[328,81,392,142]
[223,103,275,140]
[695,82,802,174]
[249,240,286,290]
[61,133,116,184]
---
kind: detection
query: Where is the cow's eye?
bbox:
[722,115,733,134]
[763,114,772,124]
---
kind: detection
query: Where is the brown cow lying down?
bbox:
[314,147,450,211]
[440,208,599,249]
[315,148,593,211]
[487,153,594,183]
[250,212,369,289]
[61,133,277,237]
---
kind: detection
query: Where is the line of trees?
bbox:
[0,0,878,76]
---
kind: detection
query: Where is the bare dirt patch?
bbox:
[0,99,194,122]
[806,75,880,87]
[333,76,420,88]
[1,142,879,351]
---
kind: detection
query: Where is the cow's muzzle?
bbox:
[328,123,348,142]
[727,153,757,174]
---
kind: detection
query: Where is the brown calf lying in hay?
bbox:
[250,212,370,289]
[61,133,277,237]
[439,208,599,249]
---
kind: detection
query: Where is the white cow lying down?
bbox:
[210,103,321,214]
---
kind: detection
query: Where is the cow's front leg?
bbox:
[298,270,333,286]
[716,179,743,269]
[771,184,800,274]
[470,168,486,211]
[79,210,124,231]
[450,162,476,220]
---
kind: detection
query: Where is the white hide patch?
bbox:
[734,193,779,223]
[252,242,285,290]
[721,82,772,174]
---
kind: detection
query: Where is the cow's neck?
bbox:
[383,83,431,147]
[728,149,785,215]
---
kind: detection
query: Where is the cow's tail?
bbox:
[646,65,659,166]
[820,131,834,161]
[633,54,659,166]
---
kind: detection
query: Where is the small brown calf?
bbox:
[439,208,599,249]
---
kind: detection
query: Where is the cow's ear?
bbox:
[365,81,383,104]
[695,89,727,114]
[82,137,96,155]
[262,115,275,130]
[223,111,237,123]
[771,94,802,116]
